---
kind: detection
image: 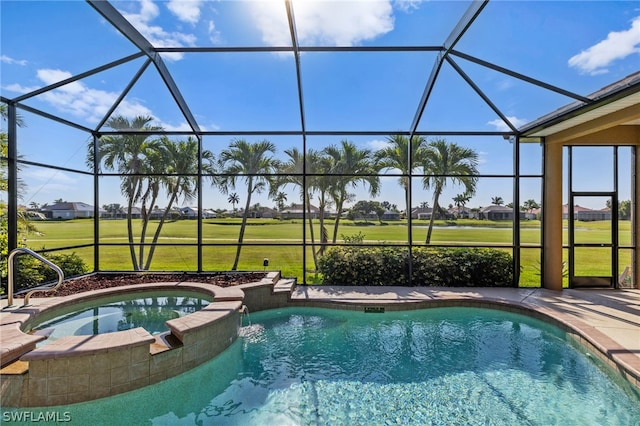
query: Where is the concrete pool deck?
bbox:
[290,286,640,389]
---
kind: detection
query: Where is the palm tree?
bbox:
[143,136,215,270]
[218,139,279,270]
[251,203,263,218]
[523,199,540,211]
[227,193,240,215]
[324,140,380,243]
[0,104,25,127]
[88,115,164,270]
[452,192,471,217]
[275,147,322,269]
[274,191,287,212]
[422,138,479,244]
[375,134,427,221]
[1,104,39,272]
[491,196,504,206]
[311,153,336,256]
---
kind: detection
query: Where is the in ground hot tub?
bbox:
[1,282,246,406]
[27,290,212,344]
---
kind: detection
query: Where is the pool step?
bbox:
[150,332,183,355]
[0,324,46,368]
[213,286,245,301]
[0,359,29,375]
[274,278,296,294]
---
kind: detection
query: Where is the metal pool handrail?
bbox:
[5,247,64,307]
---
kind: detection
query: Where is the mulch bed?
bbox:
[16,272,267,298]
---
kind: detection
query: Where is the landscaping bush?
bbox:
[318,246,513,287]
[12,252,88,290]
[318,246,408,286]
[40,252,88,282]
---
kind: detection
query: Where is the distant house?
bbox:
[281,204,320,220]
[24,211,47,220]
[350,210,381,221]
[128,207,142,219]
[180,207,197,218]
[478,205,524,220]
[259,207,278,219]
[411,207,454,220]
[179,207,217,219]
[411,207,433,219]
[381,210,401,220]
[449,206,471,219]
[524,208,541,220]
[41,202,98,219]
[562,204,611,221]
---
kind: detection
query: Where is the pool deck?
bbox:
[290,286,640,388]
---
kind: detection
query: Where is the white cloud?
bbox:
[568,16,640,75]
[249,0,395,46]
[23,167,76,184]
[496,79,515,91]
[21,169,80,204]
[199,121,221,132]
[367,138,391,150]
[119,0,197,61]
[394,0,421,13]
[167,0,203,24]
[487,116,528,131]
[6,68,209,131]
[2,83,38,93]
[208,20,221,44]
[7,68,153,124]
[1,55,27,66]
[159,121,194,131]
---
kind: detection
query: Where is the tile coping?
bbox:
[0,281,245,366]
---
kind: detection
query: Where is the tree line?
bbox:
[7,112,630,274]
[89,115,480,271]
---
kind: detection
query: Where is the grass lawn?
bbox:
[21,218,632,286]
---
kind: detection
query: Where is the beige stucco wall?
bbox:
[542,121,639,290]
[542,142,564,290]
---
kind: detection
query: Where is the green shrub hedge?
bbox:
[12,252,88,290]
[318,246,513,287]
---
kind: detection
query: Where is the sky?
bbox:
[1,0,639,212]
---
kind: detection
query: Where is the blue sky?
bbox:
[1,1,639,212]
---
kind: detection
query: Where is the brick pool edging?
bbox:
[0,281,246,407]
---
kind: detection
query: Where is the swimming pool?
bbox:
[4,306,640,425]
[28,290,211,342]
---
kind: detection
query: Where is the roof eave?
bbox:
[519,74,640,138]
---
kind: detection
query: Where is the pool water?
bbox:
[7,307,640,425]
[29,291,211,342]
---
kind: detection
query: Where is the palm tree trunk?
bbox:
[144,189,179,270]
[332,198,345,244]
[425,190,442,244]
[232,180,253,270]
[126,196,138,270]
[137,182,158,270]
[317,193,327,257]
[403,183,410,223]
[306,191,318,271]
